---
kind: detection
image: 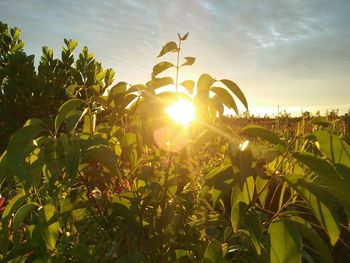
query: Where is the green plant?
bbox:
[0,28,349,263]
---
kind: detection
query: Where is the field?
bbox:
[1,21,350,262]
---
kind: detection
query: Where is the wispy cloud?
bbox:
[0,0,349,110]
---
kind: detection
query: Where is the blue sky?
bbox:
[1,0,350,115]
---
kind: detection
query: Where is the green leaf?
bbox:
[127,84,147,94]
[241,125,284,145]
[83,145,118,174]
[157,41,178,58]
[120,132,137,148]
[180,80,195,94]
[220,79,248,110]
[55,99,84,133]
[231,177,255,232]
[313,130,350,167]
[292,152,350,219]
[203,239,225,263]
[311,117,332,127]
[246,211,262,255]
[284,175,340,245]
[197,74,213,101]
[4,242,34,262]
[95,70,106,81]
[13,203,38,229]
[179,32,189,41]
[6,124,45,178]
[65,140,80,182]
[10,42,25,52]
[269,220,301,263]
[287,217,333,263]
[38,205,60,250]
[152,61,174,77]
[175,249,187,260]
[211,86,238,115]
[2,191,26,219]
[181,56,196,66]
[146,77,174,89]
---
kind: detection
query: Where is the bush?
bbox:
[0,26,349,262]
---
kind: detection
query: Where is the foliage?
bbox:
[0,27,350,263]
[0,21,114,152]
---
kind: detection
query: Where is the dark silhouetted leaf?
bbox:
[220,79,248,110]
[241,125,284,145]
[311,117,332,127]
[211,86,238,114]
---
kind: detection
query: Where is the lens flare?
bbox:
[165,99,195,125]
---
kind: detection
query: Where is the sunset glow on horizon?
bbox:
[1,0,349,115]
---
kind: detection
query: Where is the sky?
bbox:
[1,0,350,116]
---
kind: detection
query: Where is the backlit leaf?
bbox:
[211,87,238,114]
[284,175,340,245]
[197,73,213,101]
[2,191,26,219]
[292,152,350,219]
[55,99,84,133]
[269,220,301,263]
[287,216,333,263]
[242,125,284,145]
[180,80,195,94]
[313,130,350,167]
[146,77,174,89]
[152,61,174,77]
[220,79,248,110]
[181,56,195,66]
[157,41,178,58]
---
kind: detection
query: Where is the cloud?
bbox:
[0,0,349,108]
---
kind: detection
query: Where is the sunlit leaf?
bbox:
[313,130,350,167]
[38,205,60,250]
[231,177,254,232]
[178,32,189,41]
[146,77,174,89]
[55,99,84,133]
[157,41,178,58]
[292,152,350,219]
[152,61,174,77]
[246,211,262,255]
[284,175,340,245]
[287,216,333,263]
[181,56,195,66]
[180,80,195,94]
[2,191,26,219]
[197,74,213,101]
[269,220,301,263]
[127,84,147,94]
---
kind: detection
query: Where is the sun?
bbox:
[165,99,195,126]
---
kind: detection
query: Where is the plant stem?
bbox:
[175,39,181,93]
